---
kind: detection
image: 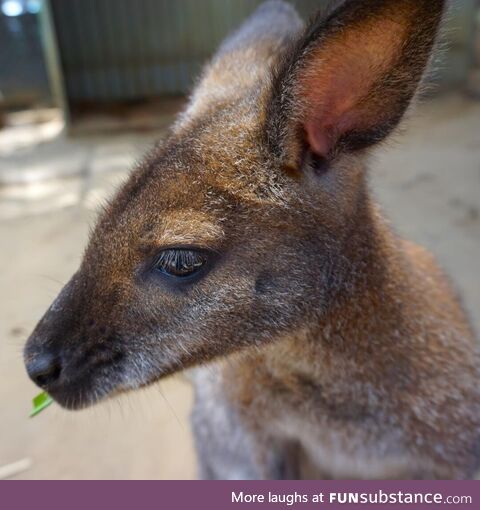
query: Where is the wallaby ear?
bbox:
[266,0,445,166]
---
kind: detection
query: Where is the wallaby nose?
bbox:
[26,351,62,389]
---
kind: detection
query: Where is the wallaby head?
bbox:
[25,0,445,409]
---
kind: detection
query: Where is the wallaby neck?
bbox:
[316,197,408,348]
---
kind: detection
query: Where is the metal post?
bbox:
[38,0,70,126]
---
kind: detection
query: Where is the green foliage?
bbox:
[30,392,53,417]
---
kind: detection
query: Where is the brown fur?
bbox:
[25,0,480,479]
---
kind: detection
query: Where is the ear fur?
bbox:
[266,0,446,166]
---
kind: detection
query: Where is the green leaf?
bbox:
[30,392,53,417]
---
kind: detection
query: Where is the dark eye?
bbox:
[154,249,207,278]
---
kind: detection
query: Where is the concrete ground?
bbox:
[0,93,479,479]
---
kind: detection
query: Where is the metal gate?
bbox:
[50,0,325,102]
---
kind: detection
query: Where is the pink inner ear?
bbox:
[298,15,407,158]
[304,103,366,158]
[304,119,333,158]
[303,87,363,158]
[301,62,370,158]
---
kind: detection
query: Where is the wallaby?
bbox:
[24,0,480,479]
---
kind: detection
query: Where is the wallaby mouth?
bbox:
[23,276,132,410]
[24,329,128,410]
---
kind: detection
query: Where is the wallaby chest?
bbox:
[220,349,414,479]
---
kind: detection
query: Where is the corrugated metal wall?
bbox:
[50,0,477,103]
[0,12,50,106]
[50,0,325,101]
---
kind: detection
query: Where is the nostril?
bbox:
[27,353,62,389]
[35,363,61,387]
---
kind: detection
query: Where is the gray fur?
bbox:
[217,0,303,56]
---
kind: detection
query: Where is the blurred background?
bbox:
[0,0,479,479]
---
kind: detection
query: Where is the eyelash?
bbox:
[154,249,207,279]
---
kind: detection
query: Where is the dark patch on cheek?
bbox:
[255,271,275,295]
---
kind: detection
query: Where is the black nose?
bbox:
[26,352,62,388]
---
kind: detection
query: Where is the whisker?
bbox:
[36,275,66,287]
[156,383,185,430]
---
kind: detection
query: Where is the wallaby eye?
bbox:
[154,249,207,278]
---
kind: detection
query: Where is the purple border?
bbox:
[0,480,478,510]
